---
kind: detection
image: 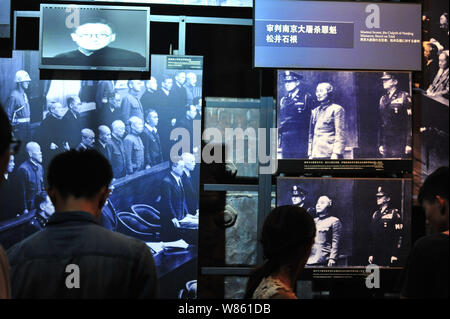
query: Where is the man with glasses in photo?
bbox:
[52,18,146,67]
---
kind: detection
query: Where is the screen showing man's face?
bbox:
[71,23,116,51]
[316,84,331,102]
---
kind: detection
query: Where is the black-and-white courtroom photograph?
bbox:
[0,51,203,298]
[277,177,411,268]
[277,70,413,160]
[39,4,149,71]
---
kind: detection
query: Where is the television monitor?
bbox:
[254,0,422,70]
[0,0,11,39]
[39,4,150,71]
[277,177,412,271]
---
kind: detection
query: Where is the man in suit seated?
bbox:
[159,158,198,241]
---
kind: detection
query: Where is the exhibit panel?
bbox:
[204,104,261,178]
[277,177,412,269]
[0,51,203,298]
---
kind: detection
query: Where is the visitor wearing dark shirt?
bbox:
[7,150,158,298]
[401,167,449,299]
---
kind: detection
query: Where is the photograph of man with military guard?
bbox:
[0,51,203,298]
[277,177,411,267]
[277,70,412,160]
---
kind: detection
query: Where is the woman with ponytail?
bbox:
[244,205,316,299]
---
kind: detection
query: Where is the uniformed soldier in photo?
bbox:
[378,72,412,158]
[290,185,315,216]
[278,71,314,159]
[307,195,342,267]
[368,186,404,267]
[6,70,32,145]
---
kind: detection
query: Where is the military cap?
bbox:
[291,185,307,197]
[282,71,303,82]
[376,186,389,197]
[380,72,397,81]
